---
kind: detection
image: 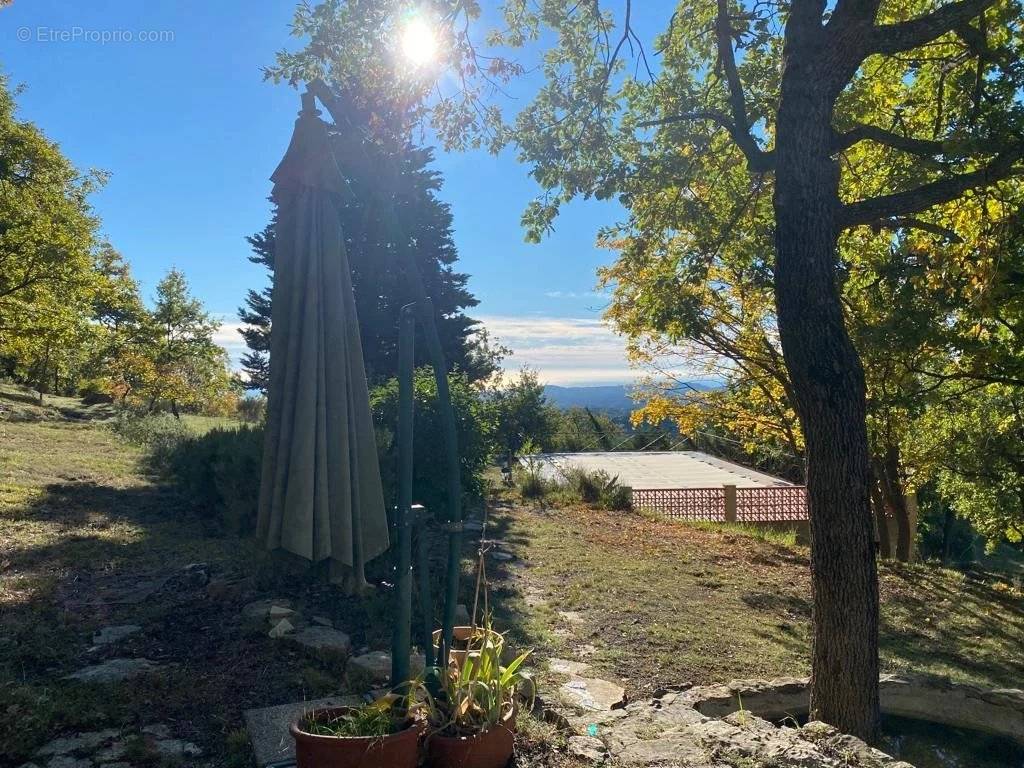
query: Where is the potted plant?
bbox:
[432,624,504,667]
[426,626,533,768]
[291,692,424,768]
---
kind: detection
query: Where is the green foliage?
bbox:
[561,467,632,511]
[370,368,495,517]
[236,395,266,423]
[516,459,550,500]
[110,409,190,452]
[427,622,533,737]
[548,407,625,453]
[301,698,405,738]
[136,269,237,415]
[489,369,557,460]
[517,461,632,511]
[0,74,111,398]
[151,426,264,533]
[917,385,1024,547]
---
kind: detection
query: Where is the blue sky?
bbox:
[2,1,669,385]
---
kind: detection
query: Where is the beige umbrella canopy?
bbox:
[257,97,389,594]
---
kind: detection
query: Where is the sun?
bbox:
[401,16,438,66]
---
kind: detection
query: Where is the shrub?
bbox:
[558,467,632,511]
[110,409,189,452]
[237,395,266,423]
[370,368,496,519]
[151,425,264,533]
[600,481,633,511]
[517,457,549,499]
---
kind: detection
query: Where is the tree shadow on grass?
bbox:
[0,478,414,765]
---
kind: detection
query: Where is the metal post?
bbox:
[413,299,463,669]
[413,504,437,676]
[724,485,738,524]
[391,304,416,690]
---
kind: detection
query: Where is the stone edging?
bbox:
[546,672,1023,767]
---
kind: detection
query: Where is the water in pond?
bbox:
[879,715,1024,768]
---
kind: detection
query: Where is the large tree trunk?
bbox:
[773,49,880,742]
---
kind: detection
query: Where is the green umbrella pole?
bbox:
[391,304,416,690]
[414,504,437,680]
[413,298,463,669]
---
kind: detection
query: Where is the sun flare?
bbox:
[401,16,438,66]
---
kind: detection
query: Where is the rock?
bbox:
[37,730,120,756]
[242,598,292,620]
[489,551,514,562]
[268,619,294,638]
[311,615,333,627]
[567,735,607,761]
[549,658,593,676]
[345,650,425,692]
[91,742,125,762]
[91,625,141,646]
[100,763,130,768]
[141,724,171,739]
[560,678,627,712]
[36,738,84,757]
[153,739,202,758]
[268,605,295,620]
[558,610,585,624]
[45,758,92,768]
[65,659,158,683]
[290,626,351,659]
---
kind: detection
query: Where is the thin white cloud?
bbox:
[215,312,689,388]
[543,289,612,300]
[212,317,247,369]
[478,314,635,386]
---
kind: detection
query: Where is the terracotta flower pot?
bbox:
[290,707,423,768]
[427,712,516,768]
[432,626,504,667]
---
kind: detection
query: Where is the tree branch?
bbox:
[838,144,1024,228]
[871,0,998,55]
[638,111,776,171]
[832,123,947,156]
[872,216,964,243]
[713,0,773,172]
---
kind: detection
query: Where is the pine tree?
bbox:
[238,108,492,391]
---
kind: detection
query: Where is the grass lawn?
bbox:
[2,385,1022,767]
[483,492,1024,701]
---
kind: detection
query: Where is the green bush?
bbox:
[110,409,189,451]
[600,481,633,511]
[557,467,632,511]
[370,368,496,519]
[136,368,496,535]
[517,457,550,499]
[151,425,264,533]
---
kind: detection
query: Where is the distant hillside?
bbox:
[543,382,719,414]
[543,384,637,412]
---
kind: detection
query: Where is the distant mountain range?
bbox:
[543,382,717,413]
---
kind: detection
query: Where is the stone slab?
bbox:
[243,696,362,768]
[92,625,141,646]
[560,677,626,712]
[64,658,158,683]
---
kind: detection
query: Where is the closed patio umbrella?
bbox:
[257,94,389,594]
